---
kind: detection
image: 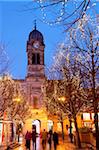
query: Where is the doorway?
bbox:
[32,120,41,134]
[47,120,53,132]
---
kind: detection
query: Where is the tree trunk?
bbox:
[61,121,64,141]
[74,116,81,148]
[94,113,99,150]
[69,118,73,143]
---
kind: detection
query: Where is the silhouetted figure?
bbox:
[25,131,31,150]
[68,127,73,143]
[6,146,10,150]
[42,129,47,150]
[53,132,58,150]
[32,128,36,150]
[48,130,52,150]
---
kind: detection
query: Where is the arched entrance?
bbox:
[32,120,41,134]
[47,120,53,131]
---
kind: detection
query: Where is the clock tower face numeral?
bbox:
[33,41,40,49]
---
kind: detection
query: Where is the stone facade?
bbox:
[14,27,50,133]
[14,27,80,134]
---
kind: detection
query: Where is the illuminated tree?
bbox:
[43,50,88,148]
[43,14,98,148]
[46,13,99,148]
[0,75,31,124]
[66,14,99,149]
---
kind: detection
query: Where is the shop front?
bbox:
[0,120,16,146]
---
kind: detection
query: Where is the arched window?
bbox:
[33,96,38,108]
[32,53,40,65]
[37,53,40,64]
[32,53,35,64]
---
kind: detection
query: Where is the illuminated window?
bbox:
[57,122,62,132]
[83,113,90,120]
[47,120,53,131]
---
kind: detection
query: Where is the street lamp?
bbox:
[58,96,66,102]
[13,97,21,102]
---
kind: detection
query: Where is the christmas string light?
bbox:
[38,0,66,26]
[37,0,97,27]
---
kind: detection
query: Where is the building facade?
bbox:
[15,26,55,134]
[15,26,95,135]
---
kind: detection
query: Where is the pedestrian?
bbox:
[25,130,31,150]
[53,131,59,150]
[32,128,36,150]
[42,129,47,150]
[47,130,52,150]
[68,127,73,143]
[18,131,20,142]
[6,146,10,150]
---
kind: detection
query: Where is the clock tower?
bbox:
[26,25,45,78]
[25,25,45,108]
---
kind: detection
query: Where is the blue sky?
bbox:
[0,0,64,79]
[0,0,98,79]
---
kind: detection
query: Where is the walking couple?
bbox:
[41,129,59,150]
[25,129,36,150]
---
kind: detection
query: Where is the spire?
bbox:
[34,20,37,30]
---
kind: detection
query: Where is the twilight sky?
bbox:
[0,0,64,79]
[0,0,98,79]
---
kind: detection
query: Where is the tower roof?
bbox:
[29,29,44,45]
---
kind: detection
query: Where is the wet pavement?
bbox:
[0,135,92,150]
[14,135,90,150]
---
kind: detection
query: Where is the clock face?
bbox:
[33,41,40,49]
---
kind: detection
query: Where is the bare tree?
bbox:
[42,49,89,148]
[65,14,99,149]
[50,14,99,149]
[0,75,31,124]
[31,0,93,30]
[42,79,66,141]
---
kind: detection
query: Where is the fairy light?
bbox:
[37,0,97,27]
[38,0,66,26]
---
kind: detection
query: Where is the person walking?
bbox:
[32,128,36,150]
[48,130,52,150]
[53,131,59,150]
[68,127,73,143]
[42,129,47,150]
[25,131,31,150]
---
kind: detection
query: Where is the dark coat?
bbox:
[25,131,31,140]
[32,131,36,142]
[25,132,31,149]
[53,132,58,144]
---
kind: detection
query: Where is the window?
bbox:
[37,53,40,64]
[32,53,35,64]
[32,53,40,65]
[83,113,90,120]
[33,96,38,108]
